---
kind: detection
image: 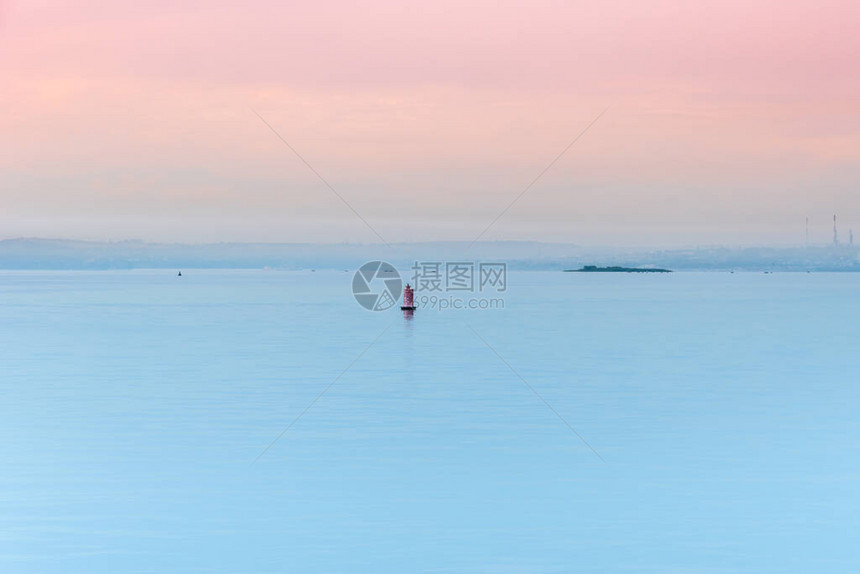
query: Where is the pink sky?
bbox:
[1,0,859,244]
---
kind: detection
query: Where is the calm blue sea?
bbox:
[1,269,858,573]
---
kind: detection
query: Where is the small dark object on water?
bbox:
[565,265,672,273]
[178,271,182,277]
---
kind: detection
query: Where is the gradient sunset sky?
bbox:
[1,0,858,245]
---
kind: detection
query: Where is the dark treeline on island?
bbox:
[566,265,672,273]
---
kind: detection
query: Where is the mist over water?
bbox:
[1,269,857,572]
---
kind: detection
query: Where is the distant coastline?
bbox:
[565,265,672,273]
[0,238,858,271]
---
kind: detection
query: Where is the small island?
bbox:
[564,265,672,273]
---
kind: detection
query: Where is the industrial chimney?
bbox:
[833,214,839,246]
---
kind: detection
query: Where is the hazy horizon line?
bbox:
[2,236,856,250]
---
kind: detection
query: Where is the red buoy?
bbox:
[400,284,416,310]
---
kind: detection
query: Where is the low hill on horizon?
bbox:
[0,238,858,272]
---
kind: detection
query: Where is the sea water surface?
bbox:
[0,270,858,573]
